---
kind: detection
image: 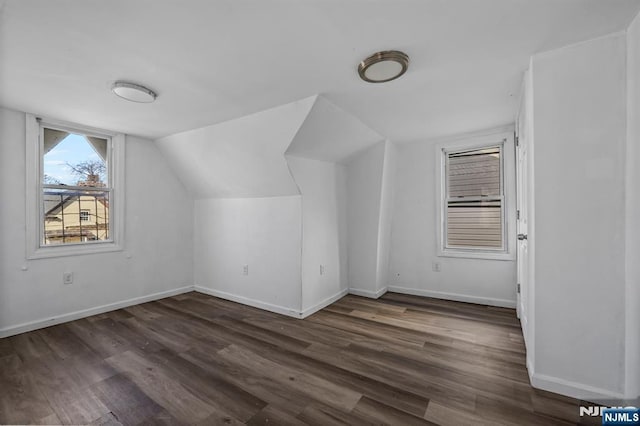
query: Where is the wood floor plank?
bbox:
[347,309,487,344]
[242,315,354,348]
[474,394,575,426]
[296,402,370,426]
[105,350,222,423]
[190,310,426,419]
[144,348,266,422]
[41,385,110,425]
[218,344,363,412]
[0,354,55,425]
[0,291,587,425]
[131,304,231,352]
[229,319,431,417]
[381,293,520,327]
[0,337,15,360]
[246,405,307,426]
[38,323,98,360]
[136,409,182,426]
[66,318,136,358]
[345,342,533,410]
[34,412,63,425]
[424,400,501,426]
[181,347,316,417]
[301,341,478,413]
[89,412,124,426]
[351,395,437,425]
[91,374,169,426]
[333,296,408,315]
[308,310,429,347]
[10,331,54,361]
[23,352,111,424]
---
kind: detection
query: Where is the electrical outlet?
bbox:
[320,265,325,275]
[242,264,249,276]
[432,262,441,272]
[63,272,73,285]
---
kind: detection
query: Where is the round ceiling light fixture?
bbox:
[111,81,157,103]
[358,50,409,83]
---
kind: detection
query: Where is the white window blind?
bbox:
[445,145,504,250]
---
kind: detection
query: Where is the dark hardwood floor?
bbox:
[0,292,594,425]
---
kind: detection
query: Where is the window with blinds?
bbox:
[444,145,504,250]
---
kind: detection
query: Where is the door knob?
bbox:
[517,234,528,240]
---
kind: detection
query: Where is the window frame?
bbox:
[26,114,125,259]
[444,143,505,251]
[435,130,515,261]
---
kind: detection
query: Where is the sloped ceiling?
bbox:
[157,94,387,198]
[2,1,640,142]
[156,96,315,199]
[286,96,384,163]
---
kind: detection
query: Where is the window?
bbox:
[444,145,504,250]
[436,131,515,260]
[42,127,111,245]
[79,210,90,222]
[26,115,125,258]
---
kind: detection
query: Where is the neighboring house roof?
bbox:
[44,190,109,217]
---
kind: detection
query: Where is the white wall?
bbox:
[376,141,397,294]
[156,97,314,199]
[336,165,349,299]
[346,142,386,298]
[531,33,627,397]
[287,157,348,312]
[285,96,383,163]
[626,13,640,401]
[0,108,194,336]
[387,131,517,307]
[193,196,303,316]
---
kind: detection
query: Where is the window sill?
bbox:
[27,242,123,260]
[438,249,515,261]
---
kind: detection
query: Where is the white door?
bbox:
[515,84,529,337]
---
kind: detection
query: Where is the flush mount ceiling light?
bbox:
[358,50,409,83]
[111,81,157,103]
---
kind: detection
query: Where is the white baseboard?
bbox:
[525,338,624,404]
[1,280,627,405]
[193,286,302,318]
[0,285,194,338]
[527,356,535,381]
[386,286,516,309]
[0,284,349,338]
[300,288,349,318]
[530,371,625,404]
[349,287,388,299]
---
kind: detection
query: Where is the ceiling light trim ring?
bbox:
[358,50,409,83]
[111,81,157,103]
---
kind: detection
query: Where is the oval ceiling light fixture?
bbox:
[111,81,157,103]
[358,50,409,83]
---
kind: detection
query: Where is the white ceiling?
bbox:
[286,96,384,163]
[156,97,314,199]
[2,0,640,142]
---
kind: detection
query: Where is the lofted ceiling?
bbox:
[286,96,384,163]
[1,0,640,142]
[156,96,315,199]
